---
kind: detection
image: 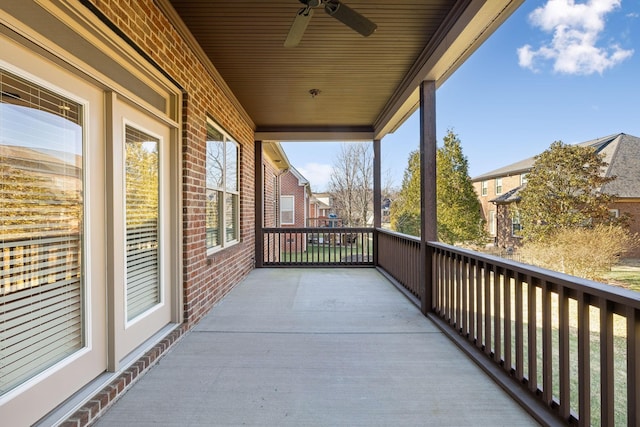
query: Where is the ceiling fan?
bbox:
[284,0,377,48]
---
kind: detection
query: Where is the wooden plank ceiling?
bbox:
[164,0,521,141]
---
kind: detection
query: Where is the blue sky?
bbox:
[281,0,640,192]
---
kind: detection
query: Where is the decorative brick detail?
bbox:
[62,326,187,426]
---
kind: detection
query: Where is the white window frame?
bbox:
[481,180,488,196]
[205,118,240,254]
[280,195,295,225]
[495,178,503,195]
[520,173,528,186]
[511,210,522,237]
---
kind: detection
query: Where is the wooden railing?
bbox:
[376,228,422,300]
[262,227,373,266]
[429,241,640,426]
[259,227,640,424]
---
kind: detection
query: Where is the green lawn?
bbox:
[602,259,640,292]
[281,241,373,263]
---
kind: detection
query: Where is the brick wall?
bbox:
[263,161,278,228]
[280,170,307,228]
[59,1,260,424]
[610,199,640,258]
[87,0,255,325]
[279,170,307,252]
[474,174,523,239]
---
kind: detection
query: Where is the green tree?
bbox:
[390,130,485,244]
[436,130,485,245]
[518,141,620,242]
[390,150,420,236]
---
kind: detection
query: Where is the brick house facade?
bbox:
[473,133,640,257]
[279,166,311,253]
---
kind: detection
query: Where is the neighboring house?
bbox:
[262,141,290,228]
[280,166,310,228]
[280,166,311,252]
[472,133,640,257]
[309,192,337,226]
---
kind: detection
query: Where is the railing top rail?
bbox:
[376,227,421,243]
[427,240,640,308]
[263,227,373,232]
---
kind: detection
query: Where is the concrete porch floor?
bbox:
[94,268,539,426]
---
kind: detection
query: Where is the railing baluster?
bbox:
[577,291,591,427]
[558,285,570,420]
[504,269,512,373]
[461,255,468,336]
[600,298,614,426]
[493,267,502,363]
[484,263,492,356]
[468,258,475,341]
[628,307,640,427]
[542,281,553,405]
[476,260,483,350]
[515,272,524,381]
[528,275,538,394]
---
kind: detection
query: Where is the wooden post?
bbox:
[373,138,381,266]
[255,140,264,268]
[420,80,437,315]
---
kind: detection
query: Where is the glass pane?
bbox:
[125,125,159,320]
[0,69,84,395]
[206,190,220,248]
[206,124,224,190]
[281,196,294,224]
[226,141,238,192]
[225,193,238,242]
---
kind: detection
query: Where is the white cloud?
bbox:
[517,0,633,75]
[296,162,333,192]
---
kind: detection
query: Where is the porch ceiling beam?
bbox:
[255,126,374,142]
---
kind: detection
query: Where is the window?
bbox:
[481,180,488,196]
[495,177,503,195]
[0,69,85,394]
[281,195,295,225]
[489,210,496,236]
[206,120,239,251]
[125,125,160,320]
[609,209,620,218]
[520,173,528,185]
[511,210,522,237]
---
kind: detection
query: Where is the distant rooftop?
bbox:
[473,133,640,198]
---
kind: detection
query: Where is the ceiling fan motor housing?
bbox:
[300,0,324,7]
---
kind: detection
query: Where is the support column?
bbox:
[420,81,437,314]
[373,138,381,266]
[255,140,264,268]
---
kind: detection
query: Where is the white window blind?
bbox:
[280,196,294,225]
[0,70,84,395]
[125,125,160,320]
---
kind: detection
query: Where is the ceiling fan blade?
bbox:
[284,7,314,48]
[324,1,376,37]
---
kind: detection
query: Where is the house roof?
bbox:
[289,165,310,187]
[162,0,522,142]
[475,133,640,198]
[490,185,523,204]
[263,141,291,171]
